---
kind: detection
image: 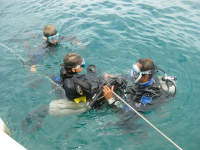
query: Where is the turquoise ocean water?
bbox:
[0,0,200,149]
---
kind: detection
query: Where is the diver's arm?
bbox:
[27,43,48,71]
[60,36,82,44]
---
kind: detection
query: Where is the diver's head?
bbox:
[43,25,60,44]
[131,58,156,83]
[60,53,85,75]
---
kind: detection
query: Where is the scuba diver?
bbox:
[59,53,103,103]
[59,53,90,102]
[96,58,178,141]
[49,53,106,118]
[22,53,101,133]
[101,58,177,113]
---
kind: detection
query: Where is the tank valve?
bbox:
[162,76,177,81]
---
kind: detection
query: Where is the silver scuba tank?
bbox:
[160,76,177,95]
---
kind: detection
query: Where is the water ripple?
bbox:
[1,0,200,149]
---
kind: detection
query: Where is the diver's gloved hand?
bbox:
[103,85,114,100]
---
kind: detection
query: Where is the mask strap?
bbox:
[43,36,47,40]
[141,70,151,75]
[135,73,142,83]
[130,69,133,77]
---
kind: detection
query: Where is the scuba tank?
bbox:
[157,68,177,97]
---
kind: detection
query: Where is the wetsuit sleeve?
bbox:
[27,43,47,65]
[60,36,80,43]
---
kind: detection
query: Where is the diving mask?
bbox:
[74,58,86,69]
[44,33,60,42]
[131,64,152,83]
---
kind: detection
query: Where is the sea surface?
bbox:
[0,0,200,149]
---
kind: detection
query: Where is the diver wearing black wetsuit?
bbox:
[60,67,93,102]
[108,75,173,113]
[102,58,176,113]
[59,53,104,105]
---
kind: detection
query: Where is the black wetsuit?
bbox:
[104,74,176,132]
[109,75,174,113]
[27,36,79,66]
[59,67,95,102]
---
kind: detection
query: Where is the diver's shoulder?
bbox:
[63,78,74,88]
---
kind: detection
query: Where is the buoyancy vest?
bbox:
[135,75,162,103]
[60,65,104,103]
[62,74,92,101]
[125,75,175,112]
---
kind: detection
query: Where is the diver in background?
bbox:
[102,58,176,113]
[27,25,83,71]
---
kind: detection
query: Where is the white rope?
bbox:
[0,43,15,53]
[0,42,65,93]
[0,43,52,83]
[0,43,26,62]
[113,91,182,150]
